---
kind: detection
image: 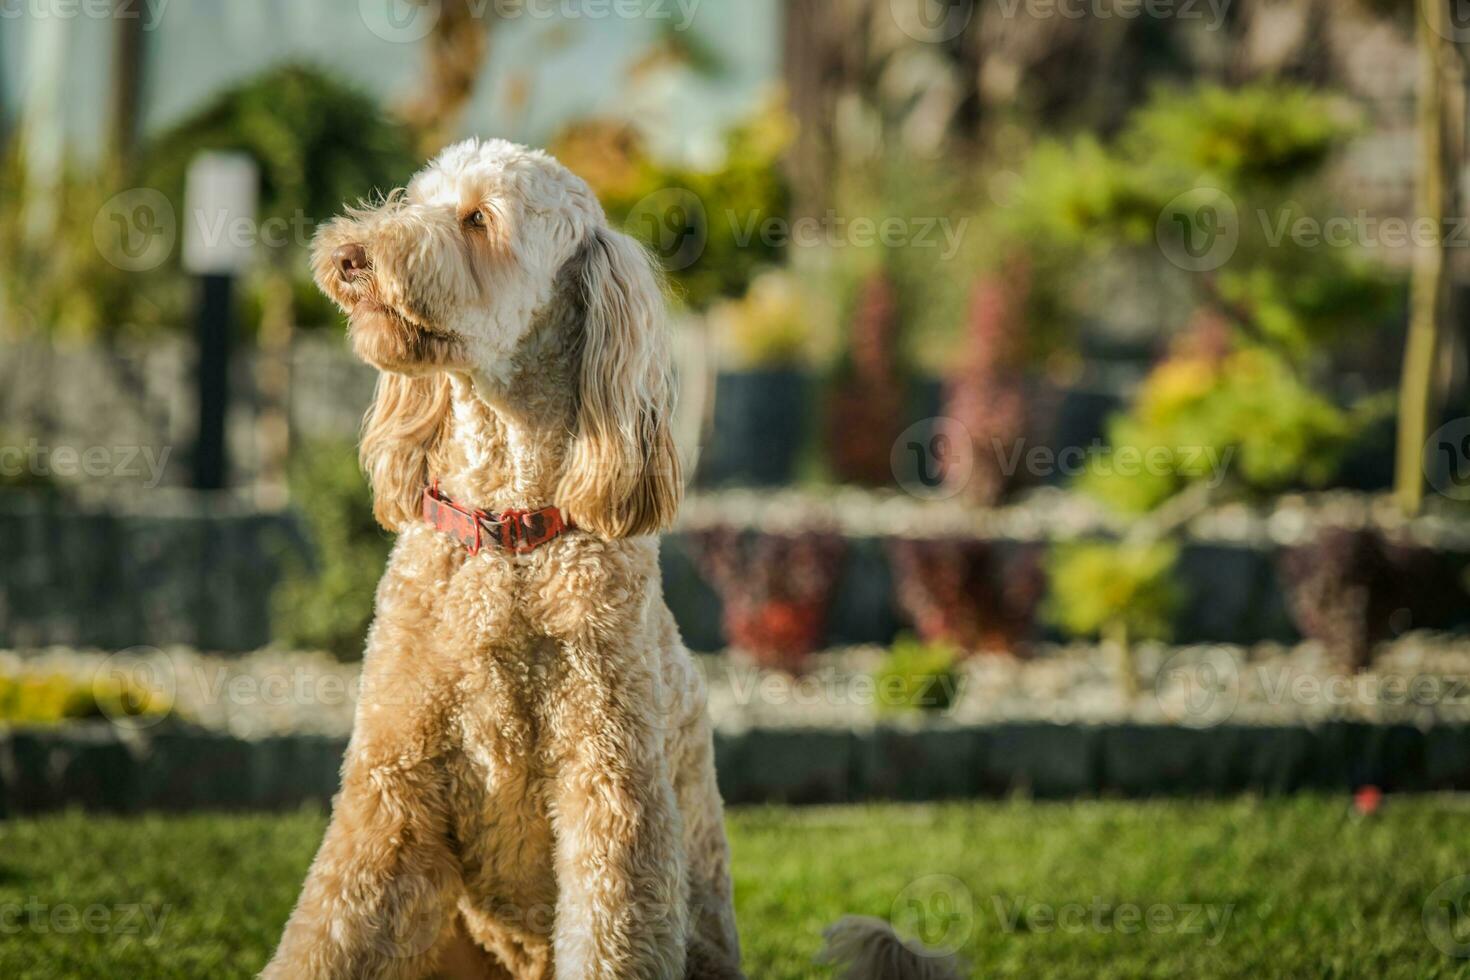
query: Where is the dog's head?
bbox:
[312,138,681,539]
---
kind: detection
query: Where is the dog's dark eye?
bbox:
[465,209,487,229]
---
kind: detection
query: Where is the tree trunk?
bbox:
[1395,0,1462,515]
[105,0,146,181]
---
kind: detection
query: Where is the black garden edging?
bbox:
[4,721,1470,816]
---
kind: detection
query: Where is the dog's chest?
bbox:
[446,639,563,933]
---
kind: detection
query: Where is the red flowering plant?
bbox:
[826,269,907,486]
[942,258,1032,504]
[692,528,847,673]
[888,538,1044,656]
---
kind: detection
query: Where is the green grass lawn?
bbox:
[2,797,1470,978]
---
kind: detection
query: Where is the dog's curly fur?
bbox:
[264,139,940,980]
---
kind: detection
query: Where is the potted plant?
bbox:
[691,527,846,673]
[699,270,813,486]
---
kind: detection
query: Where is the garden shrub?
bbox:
[143,63,417,332]
[873,635,961,716]
[825,269,907,485]
[1121,83,1349,185]
[271,441,392,660]
[691,528,846,672]
[0,154,162,339]
[888,538,1042,655]
[1003,82,1395,515]
[1044,540,1181,644]
[558,103,791,311]
[1280,528,1465,671]
[1081,343,1362,514]
[0,670,168,726]
[943,258,1031,504]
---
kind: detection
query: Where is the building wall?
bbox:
[1,0,781,165]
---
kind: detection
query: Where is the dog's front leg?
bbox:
[546,651,688,980]
[262,642,462,980]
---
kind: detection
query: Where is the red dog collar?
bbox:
[422,483,574,556]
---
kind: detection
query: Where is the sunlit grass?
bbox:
[2,797,1469,978]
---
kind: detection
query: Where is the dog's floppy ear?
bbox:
[557,226,683,539]
[360,372,452,531]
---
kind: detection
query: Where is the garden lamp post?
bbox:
[182,152,259,491]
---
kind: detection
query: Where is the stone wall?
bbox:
[0,493,305,651]
[5,720,1468,815]
[0,338,376,491]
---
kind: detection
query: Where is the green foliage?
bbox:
[1216,255,1401,360]
[0,155,169,339]
[1010,82,1378,359]
[142,64,417,331]
[577,105,791,311]
[0,670,169,726]
[1081,347,1361,514]
[2,65,414,339]
[1002,82,1394,513]
[1122,83,1350,185]
[1045,540,1181,642]
[271,442,391,660]
[1012,136,1174,250]
[1014,84,1352,246]
[873,635,961,716]
[145,64,415,248]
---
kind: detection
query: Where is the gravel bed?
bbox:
[8,633,1470,737]
[677,487,1470,549]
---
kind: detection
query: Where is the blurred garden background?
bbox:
[7,0,1470,976]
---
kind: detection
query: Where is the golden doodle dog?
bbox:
[263,139,956,980]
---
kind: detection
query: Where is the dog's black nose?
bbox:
[334,243,369,281]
